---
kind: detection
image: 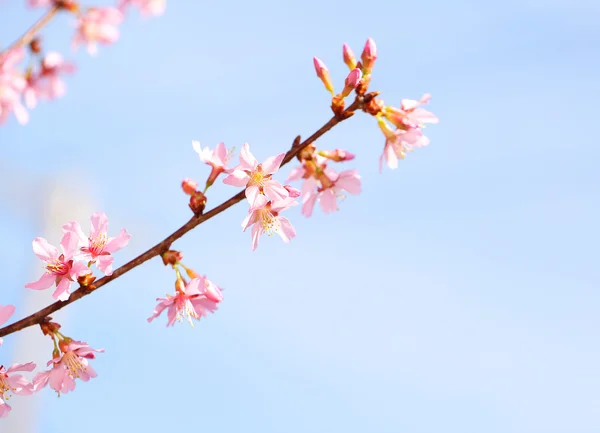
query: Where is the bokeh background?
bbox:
[1,1,599,432]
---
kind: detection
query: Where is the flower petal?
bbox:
[104,228,130,253]
[25,273,55,290]
[32,237,59,261]
[0,304,15,326]
[90,212,109,237]
[261,152,285,174]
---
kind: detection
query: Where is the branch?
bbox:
[0,95,368,338]
[0,6,60,61]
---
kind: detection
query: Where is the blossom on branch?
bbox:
[0,362,36,417]
[24,52,76,108]
[301,169,361,217]
[192,141,232,189]
[118,0,166,17]
[72,7,124,55]
[0,48,28,125]
[25,233,92,301]
[242,194,296,250]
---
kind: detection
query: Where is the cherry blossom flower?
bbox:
[384,94,439,130]
[379,121,430,171]
[62,212,130,276]
[242,194,296,250]
[24,52,76,109]
[0,362,36,418]
[0,48,28,125]
[72,7,124,55]
[192,141,232,188]
[223,143,289,206]
[26,0,52,7]
[148,277,223,327]
[0,305,15,346]
[118,0,166,16]
[301,169,361,217]
[25,233,91,301]
[33,341,103,396]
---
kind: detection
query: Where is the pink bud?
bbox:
[342,43,357,70]
[317,149,355,162]
[360,38,377,74]
[284,185,301,198]
[341,68,362,97]
[313,56,334,94]
[181,178,198,195]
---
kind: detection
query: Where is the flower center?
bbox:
[45,259,68,276]
[176,298,199,327]
[88,232,108,256]
[0,374,13,401]
[259,208,280,236]
[62,351,87,379]
[249,171,266,187]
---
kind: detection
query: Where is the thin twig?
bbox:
[0,6,60,61]
[0,96,366,338]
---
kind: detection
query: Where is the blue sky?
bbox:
[1,0,599,432]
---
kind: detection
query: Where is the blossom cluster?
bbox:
[0,0,166,126]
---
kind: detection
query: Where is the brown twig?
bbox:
[0,96,367,338]
[0,6,60,61]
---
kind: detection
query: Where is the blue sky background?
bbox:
[1,0,599,432]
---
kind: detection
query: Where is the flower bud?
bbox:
[284,185,301,198]
[29,37,42,54]
[40,320,61,336]
[331,94,345,117]
[77,273,97,289]
[360,38,377,74]
[181,178,198,196]
[341,68,362,98]
[313,57,334,94]
[56,0,79,12]
[342,43,357,70]
[161,250,183,266]
[317,149,355,162]
[189,191,207,215]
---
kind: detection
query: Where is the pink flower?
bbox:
[118,0,166,16]
[192,141,232,188]
[385,94,439,130]
[24,52,76,109]
[25,233,92,301]
[0,48,28,125]
[148,277,223,327]
[242,194,296,250]
[301,169,361,217]
[0,362,36,418]
[33,341,103,396]
[72,7,124,55]
[379,125,430,171]
[0,305,15,346]
[62,212,130,276]
[223,143,289,206]
[26,0,52,6]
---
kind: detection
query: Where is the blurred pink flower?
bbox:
[223,143,289,206]
[33,341,103,396]
[24,233,92,301]
[148,277,223,327]
[62,212,130,276]
[0,304,15,346]
[301,169,361,217]
[192,141,232,188]
[0,362,36,418]
[242,194,296,250]
[73,7,124,55]
[26,0,52,7]
[24,52,76,108]
[0,48,28,125]
[118,0,166,16]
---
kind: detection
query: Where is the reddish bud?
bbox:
[40,320,61,336]
[181,178,198,196]
[55,0,79,12]
[189,191,207,215]
[360,38,377,74]
[364,96,384,116]
[331,94,345,117]
[341,68,362,98]
[313,57,334,94]
[317,149,355,162]
[343,43,357,70]
[77,273,97,289]
[162,250,183,266]
[29,37,42,54]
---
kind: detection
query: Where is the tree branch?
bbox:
[0,96,367,338]
[0,6,60,61]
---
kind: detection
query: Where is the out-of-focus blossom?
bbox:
[0,362,36,417]
[223,143,289,206]
[62,212,130,276]
[0,305,15,346]
[242,194,296,250]
[25,233,91,301]
[301,169,361,217]
[33,341,103,396]
[24,52,76,108]
[118,0,166,16]
[72,7,124,55]
[148,277,223,327]
[0,48,28,125]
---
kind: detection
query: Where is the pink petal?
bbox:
[0,400,11,418]
[214,142,228,166]
[301,193,318,217]
[248,193,269,212]
[336,170,361,195]
[239,143,258,170]
[245,185,261,207]
[263,180,289,203]
[241,209,259,232]
[69,261,91,279]
[261,152,285,174]
[147,298,172,323]
[277,216,296,243]
[286,166,306,182]
[59,231,80,260]
[25,272,55,290]
[222,170,250,187]
[251,223,263,251]
[62,220,88,246]
[104,228,130,253]
[0,304,15,326]
[185,278,202,296]
[8,374,33,395]
[32,237,59,261]
[90,212,109,238]
[95,255,114,275]
[52,277,72,301]
[7,362,36,373]
[319,190,338,213]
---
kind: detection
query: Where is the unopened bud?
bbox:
[181,178,198,195]
[56,0,79,12]
[40,320,61,336]
[189,191,207,215]
[360,38,377,74]
[29,37,42,54]
[341,68,362,98]
[364,95,384,116]
[342,43,357,70]
[313,57,334,94]
[331,94,345,117]
[162,250,183,266]
[317,149,355,162]
[77,273,97,289]
[284,185,301,198]
[355,73,371,96]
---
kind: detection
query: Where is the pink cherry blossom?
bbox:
[301,169,361,217]
[0,305,15,346]
[72,7,124,55]
[26,0,52,6]
[24,52,76,109]
[223,143,289,206]
[0,362,36,418]
[33,341,103,396]
[192,141,232,188]
[379,127,429,171]
[118,0,166,16]
[148,277,223,327]
[62,212,130,276]
[25,233,92,301]
[0,48,28,125]
[242,194,296,250]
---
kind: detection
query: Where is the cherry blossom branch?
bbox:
[0,95,369,339]
[0,6,60,60]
